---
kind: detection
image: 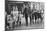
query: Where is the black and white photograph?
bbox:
[5,0,44,31]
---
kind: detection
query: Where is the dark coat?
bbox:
[23,7,32,17]
[23,8,28,17]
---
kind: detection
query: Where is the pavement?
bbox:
[7,22,44,31]
[14,23,44,30]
